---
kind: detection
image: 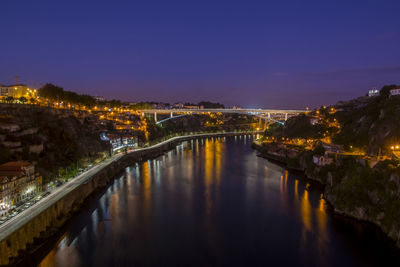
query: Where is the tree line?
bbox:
[38,83,96,106]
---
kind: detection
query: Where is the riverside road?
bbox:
[0,131,260,242]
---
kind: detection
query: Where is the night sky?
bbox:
[1,0,399,108]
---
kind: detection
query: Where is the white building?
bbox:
[94,96,105,102]
[390,87,400,96]
[368,89,379,97]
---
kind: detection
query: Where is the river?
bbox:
[29,135,400,266]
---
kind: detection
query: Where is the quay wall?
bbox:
[0,132,258,266]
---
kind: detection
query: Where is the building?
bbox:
[368,89,379,97]
[105,134,138,151]
[313,155,334,166]
[307,116,320,125]
[0,84,36,99]
[184,105,199,109]
[122,136,138,147]
[0,161,42,212]
[94,96,105,102]
[390,87,400,96]
[107,134,122,150]
[172,103,184,109]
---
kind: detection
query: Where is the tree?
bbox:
[29,98,36,105]
[380,84,398,99]
[19,96,28,104]
[313,142,326,156]
[38,83,97,107]
[79,94,96,107]
[38,83,64,101]
[64,91,80,105]
[0,147,11,164]
[130,102,152,109]
[5,96,14,103]
[198,101,225,108]
[283,114,325,139]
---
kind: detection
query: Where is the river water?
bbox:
[32,136,400,266]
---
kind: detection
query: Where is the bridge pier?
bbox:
[285,113,288,121]
[170,112,173,118]
[154,112,157,122]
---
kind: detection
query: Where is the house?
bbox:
[172,103,184,109]
[94,96,105,102]
[313,154,334,166]
[308,116,320,125]
[107,134,122,150]
[122,136,138,147]
[0,124,20,132]
[0,161,42,211]
[319,141,343,153]
[390,87,400,96]
[368,89,379,97]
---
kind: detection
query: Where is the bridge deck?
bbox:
[138,108,307,114]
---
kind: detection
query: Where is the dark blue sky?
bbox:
[1,0,399,108]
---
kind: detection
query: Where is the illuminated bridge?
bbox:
[138,108,308,125]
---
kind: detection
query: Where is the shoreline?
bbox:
[0,131,261,266]
[252,141,400,250]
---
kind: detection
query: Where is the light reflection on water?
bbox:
[35,136,400,267]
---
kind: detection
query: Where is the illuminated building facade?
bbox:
[0,84,36,99]
[0,161,42,211]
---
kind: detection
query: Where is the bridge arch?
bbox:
[138,108,306,127]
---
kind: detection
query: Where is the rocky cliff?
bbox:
[254,142,400,248]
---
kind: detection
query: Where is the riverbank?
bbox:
[252,141,400,249]
[0,131,261,266]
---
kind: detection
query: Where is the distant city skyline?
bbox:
[1,0,399,108]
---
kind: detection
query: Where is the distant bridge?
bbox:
[138,108,307,125]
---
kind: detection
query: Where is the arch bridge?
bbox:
[138,108,307,126]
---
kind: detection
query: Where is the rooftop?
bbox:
[0,162,33,178]
[0,84,27,88]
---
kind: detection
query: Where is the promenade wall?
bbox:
[0,132,258,266]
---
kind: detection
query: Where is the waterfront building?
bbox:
[0,161,42,212]
[122,135,138,147]
[105,134,138,151]
[107,134,122,150]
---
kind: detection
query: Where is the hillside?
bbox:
[0,105,110,180]
[265,85,400,156]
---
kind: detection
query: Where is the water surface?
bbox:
[35,136,400,266]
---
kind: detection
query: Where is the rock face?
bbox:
[253,142,400,248]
